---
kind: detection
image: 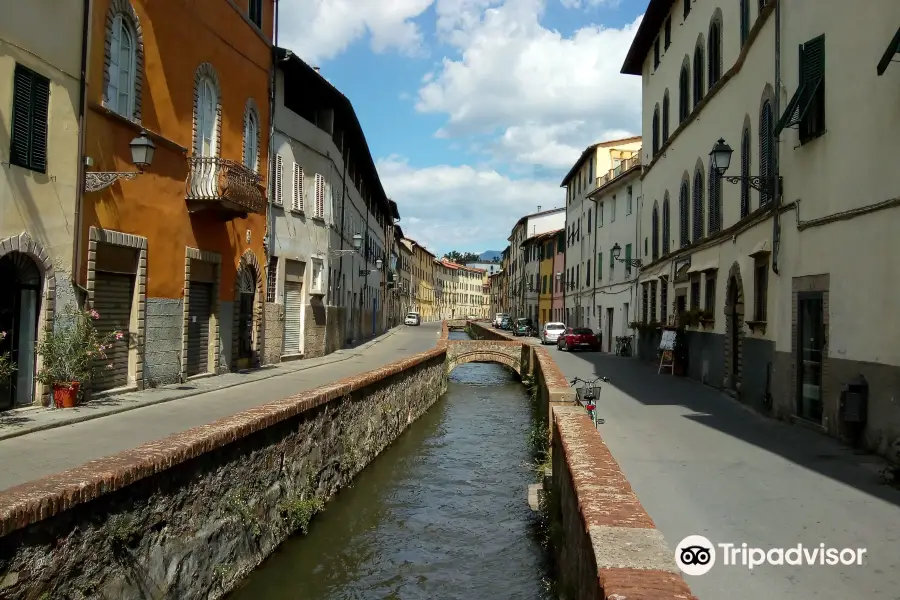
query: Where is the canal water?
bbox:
[231,332,551,599]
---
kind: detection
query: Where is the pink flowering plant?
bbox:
[36,304,124,389]
[0,331,15,382]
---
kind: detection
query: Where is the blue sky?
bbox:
[278,0,646,255]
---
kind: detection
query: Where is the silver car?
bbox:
[540,322,566,345]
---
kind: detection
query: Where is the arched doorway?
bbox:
[0,252,42,409]
[724,262,745,392]
[235,266,256,369]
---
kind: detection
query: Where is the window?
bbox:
[683,0,691,19]
[705,272,716,313]
[243,103,260,172]
[292,163,304,210]
[740,126,751,217]
[586,260,591,285]
[679,65,690,122]
[311,259,324,293]
[662,193,671,255]
[627,186,633,214]
[679,180,689,247]
[650,281,658,322]
[693,44,705,107]
[775,35,826,143]
[654,38,661,70]
[642,284,648,323]
[587,208,592,230]
[598,202,604,227]
[625,244,633,277]
[708,19,722,88]
[9,64,50,173]
[542,275,547,294]
[105,13,137,118]
[597,252,603,281]
[759,100,774,205]
[651,203,660,261]
[708,158,722,234]
[249,0,263,27]
[664,17,672,49]
[609,251,614,280]
[272,155,284,205]
[660,281,668,325]
[576,265,580,287]
[195,75,219,157]
[610,197,616,222]
[266,258,278,302]
[692,169,704,242]
[652,105,660,155]
[740,0,750,46]
[754,258,768,321]
[690,276,701,309]
[662,91,670,143]
[314,173,325,218]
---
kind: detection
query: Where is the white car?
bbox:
[404,312,421,326]
[540,322,566,345]
[493,313,509,327]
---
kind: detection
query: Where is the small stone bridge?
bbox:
[444,320,531,377]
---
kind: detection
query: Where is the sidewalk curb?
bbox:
[0,326,407,443]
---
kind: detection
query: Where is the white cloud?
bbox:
[559,0,621,9]
[417,0,642,167]
[278,0,434,64]
[379,155,563,254]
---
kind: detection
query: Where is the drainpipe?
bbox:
[72,0,93,300]
[771,0,782,274]
[591,199,598,333]
[265,0,280,265]
[336,143,348,340]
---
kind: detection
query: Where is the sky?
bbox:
[278,0,646,256]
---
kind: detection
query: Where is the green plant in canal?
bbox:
[222,489,263,538]
[280,496,325,534]
[108,513,141,549]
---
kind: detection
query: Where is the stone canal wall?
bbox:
[551,406,697,600]
[0,343,450,599]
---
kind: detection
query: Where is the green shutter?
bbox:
[30,68,50,172]
[10,66,34,169]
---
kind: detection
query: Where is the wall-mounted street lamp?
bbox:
[330,233,364,256]
[84,130,156,193]
[555,272,561,281]
[611,242,643,268]
[360,258,382,277]
[709,138,782,193]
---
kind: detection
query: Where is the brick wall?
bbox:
[551,406,697,599]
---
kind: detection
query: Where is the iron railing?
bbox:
[186,156,266,214]
[595,153,642,189]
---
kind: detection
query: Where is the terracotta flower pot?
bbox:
[53,382,80,408]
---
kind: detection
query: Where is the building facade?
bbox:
[623,0,900,455]
[398,239,413,315]
[507,208,565,320]
[0,0,86,409]
[78,0,273,391]
[561,137,642,330]
[551,231,566,323]
[537,232,556,327]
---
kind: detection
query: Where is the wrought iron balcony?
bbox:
[594,153,642,189]
[185,156,266,218]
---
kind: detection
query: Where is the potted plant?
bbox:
[0,331,17,384]
[36,305,123,408]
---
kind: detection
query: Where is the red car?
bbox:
[556,327,601,352]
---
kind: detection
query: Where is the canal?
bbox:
[230,332,552,599]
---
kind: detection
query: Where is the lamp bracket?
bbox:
[719,174,783,194]
[84,171,140,193]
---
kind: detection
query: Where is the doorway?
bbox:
[606,308,614,352]
[728,277,740,389]
[796,292,825,423]
[0,253,41,410]
[236,267,255,369]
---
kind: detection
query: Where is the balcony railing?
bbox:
[185,156,266,217]
[595,153,641,189]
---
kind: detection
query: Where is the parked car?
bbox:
[557,327,600,351]
[493,313,509,327]
[404,312,421,326]
[466,314,478,320]
[513,318,533,337]
[540,322,566,345]
[499,316,512,330]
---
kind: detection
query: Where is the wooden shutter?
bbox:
[662,195,670,254]
[92,272,134,392]
[759,101,773,205]
[740,128,751,217]
[274,155,283,205]
[11,65,50,173]
[292,162,303,210]
[186,282,212,376]
[315,173,325,217]
[692,170,704,241]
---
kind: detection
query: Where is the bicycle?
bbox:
[614,336,632,357]
[569,376,610,426]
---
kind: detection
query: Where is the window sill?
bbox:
[745,319,767,334]
[289,208,305,217]
[798,129,827,147]
[311,216,326,223]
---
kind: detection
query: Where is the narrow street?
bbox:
[0,324,441,491]
[548,344,900,600]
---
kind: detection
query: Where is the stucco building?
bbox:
[623,0,900,455]
[551,231,566,323]
[507,207,565,321]
[0,0,86,409]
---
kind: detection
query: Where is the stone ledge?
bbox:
[0,345,448,537]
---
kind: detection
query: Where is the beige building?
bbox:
[0,1,86,409]
[561,137,642,329]
[623,0,900,455]
[507,207,565,321]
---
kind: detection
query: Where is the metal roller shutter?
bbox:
[92,272,134,392]
[283,281,303,355]
[186,282,212,376]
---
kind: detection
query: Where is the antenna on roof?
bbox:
[537,205,541,212]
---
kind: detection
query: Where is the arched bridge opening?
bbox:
[445,342,524,377]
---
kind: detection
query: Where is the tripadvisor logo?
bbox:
[674,535,867,576]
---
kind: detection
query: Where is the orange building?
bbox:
[77,0,273,391]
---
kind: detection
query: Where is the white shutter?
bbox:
[283,281,303,354]
[274,155,283,205]
[315,174,325,218]
[292,163,304,211]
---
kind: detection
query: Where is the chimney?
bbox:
[537,205,541,212]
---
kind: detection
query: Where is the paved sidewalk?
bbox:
[0,323,442,491]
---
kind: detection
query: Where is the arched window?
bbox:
[679,180,690,247]
[740,0,750,46]
[662,91,670,143]
[652,104,660,155]
[693,44,705,107]
[708,157,722,233]
[740,126,751,217]
[692,168,704,242]
[105,13,137,117]
[662,193,671,255]
[679,64,690,122]
[194,64,221,158]
[243,101,260,172]
[708,18,722,88]
[759,100,774,205]
[651,201,660,260]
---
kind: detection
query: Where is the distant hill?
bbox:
[479,250,502,262]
